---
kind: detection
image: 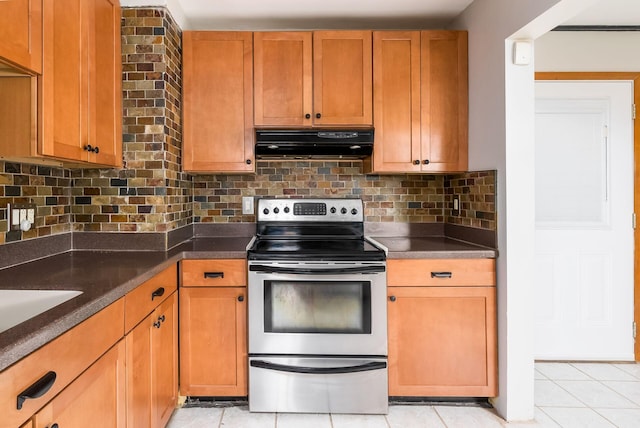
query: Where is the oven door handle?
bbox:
[249,265,385,275]
[250,360,387,374]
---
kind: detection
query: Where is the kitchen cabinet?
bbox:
[0,299,125,428]
[180,259,248,396]
[0,0,42,74]
[126,293,178,428]
[368,31,467,173]
[32,340,126,428]
[40,0,122,166]
[183,31,254,173]
[387,259,497,397]
[254,31,372,127]
[125,264,178,428]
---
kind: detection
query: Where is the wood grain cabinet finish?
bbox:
[369,31,467,173]
[0,0,43,74]
[124,264,178,333]
[126,292,178,428]
[33,340,126,428]
[254,31,372,127]
[39,0,122,166]
[387,259,497,397]
[0,299,125,428]
[180,259,247,396]
[183,31,254,173]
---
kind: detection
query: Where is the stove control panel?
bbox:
[257,198,363,222]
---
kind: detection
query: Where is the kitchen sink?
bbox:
[0,289,83,333]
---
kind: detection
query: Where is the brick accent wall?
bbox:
[71,7,191,233]
[445,170,496,230]
[0,161,72,244]
[193,161,446,223]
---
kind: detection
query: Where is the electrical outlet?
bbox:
[242,196,254,215]
[452,195,460,216]
[8,203,37,230]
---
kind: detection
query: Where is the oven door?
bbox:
[248,261,387,356]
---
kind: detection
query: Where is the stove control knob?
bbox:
[273,207,280,214]
[263,208,269,215]
[330,207,336,214]
[351,208,358,215]
[284,206,290,213]
[341,207,347,214]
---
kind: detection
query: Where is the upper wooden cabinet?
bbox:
[254,31,372,127]
[39,0,122,166]
[0,0,43,74]
[368,31,467,173]
[183,31,254,173]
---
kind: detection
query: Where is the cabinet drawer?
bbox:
[124,264,177,333]
[0,299,125,428]
[181,259,247,287]
[388,259,495,287]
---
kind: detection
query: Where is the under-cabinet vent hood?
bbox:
[255,129,374,159]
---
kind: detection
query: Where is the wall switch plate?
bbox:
[8,203,36,230]
[242,196,254,215]
[452,195,460,216]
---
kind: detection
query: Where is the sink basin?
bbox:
[0,290,83,333]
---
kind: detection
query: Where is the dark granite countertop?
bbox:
[0,236,254,371]
[369,236,497,259]
[0,232,494,372]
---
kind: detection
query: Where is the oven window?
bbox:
[264,281,372,334]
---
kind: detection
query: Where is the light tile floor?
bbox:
[167,362,640,427]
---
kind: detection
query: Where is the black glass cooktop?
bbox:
[247,238,386,261]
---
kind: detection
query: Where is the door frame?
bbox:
[536,72,639,361]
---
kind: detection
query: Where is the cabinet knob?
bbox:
[50,424,59,428]
[422,159,429,165]
[305,113,311,119]
[84,144,93,152]
[94,146,100,154]
[413,160,420,165]
[159,314,166,323]
[315,113,321,119]
[238,295,244,302]
[153,320,162,329]
[246,159,252,165]
[389,296,396,302]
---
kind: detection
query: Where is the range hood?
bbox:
[255,129,374,159]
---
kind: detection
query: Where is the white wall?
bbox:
[450,0,599,421]
[536,31,640,71]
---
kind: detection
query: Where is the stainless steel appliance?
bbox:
[247,198,388,414]
[255,129,374,159]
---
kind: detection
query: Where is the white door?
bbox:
[534,81,634,361]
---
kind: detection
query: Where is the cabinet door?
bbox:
[88,0,122,166]
[126,292,177,428]
[0,0,42,74]
[33,340,126,428]
[387,286,497,397]
[183,31,254,172]
[180,287,247,396]
[254,32,313,127]
[153,293,178,428]
[41,0,87,162]
[420,31,468,172]
[371,31,421,173]
[313,31,372,126]
[40,0,121,166]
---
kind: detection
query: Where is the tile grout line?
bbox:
[535,405,565,428]
[432,405,451,428]
[217,407,225,428]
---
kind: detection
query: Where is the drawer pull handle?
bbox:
[431,271,452,279]
[204,272,224,279]
[151,287,165,300]
[17,371,57,410]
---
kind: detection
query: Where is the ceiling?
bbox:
[121,0,640,30]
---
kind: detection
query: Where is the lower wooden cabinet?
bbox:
[179,286,247,396]
[32,340,126,428]
[126,292,178,428]
[387,258,497,397]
